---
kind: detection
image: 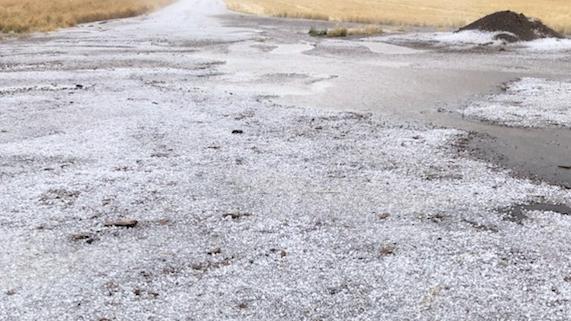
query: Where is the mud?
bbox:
[502,202,571,223]
[459,11,563,42]
[428,112,571,189]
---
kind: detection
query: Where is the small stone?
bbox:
[376,212,391,220]
[70,233,96,244]
[6,289,16,296]
[429,213,446,223]
[132,287,159,299]
[104,219,138,228]
[71,233,90,240]
[223,212,252,220]
[191,262,208,271]
[564,275,571,283]
[151,152,169,158]
[379,244,397,257]
[140,271,152,279]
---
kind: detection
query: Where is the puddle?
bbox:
[500,202,571,223]
[428,111,571,189]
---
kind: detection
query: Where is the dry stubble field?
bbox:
[0,0,173,33]
[225,0,571,33]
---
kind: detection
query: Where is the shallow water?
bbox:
[220,14,571,188]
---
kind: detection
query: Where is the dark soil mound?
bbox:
[458,11,563,42]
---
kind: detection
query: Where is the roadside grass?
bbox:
[225,0,571,34]
[0,0,173,33]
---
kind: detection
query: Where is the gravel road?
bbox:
[1,1,571,320]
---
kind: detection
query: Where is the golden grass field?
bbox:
[225,0,571,34]
[0,0,173,33]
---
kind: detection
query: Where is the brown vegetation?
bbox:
[309,25,383,37]
[0,0,173,33]
[225,0,571,34]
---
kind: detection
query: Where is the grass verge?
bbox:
[0,0,173,33]
[225,0,571,34]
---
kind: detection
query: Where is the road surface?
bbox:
[1,1,571,320]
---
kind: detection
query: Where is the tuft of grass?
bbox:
[326,27,348,37]
[308,26,327,37]
[309,25,383,38]
[226,0,571,34]
[347,25,383,36]
[0,0,173,33]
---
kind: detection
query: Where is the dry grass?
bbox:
[225,0,571,34]
[309,25,383,37]
[0,0,173,33]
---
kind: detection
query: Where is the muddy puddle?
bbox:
[501,202,571,223]
[428,111,571,189]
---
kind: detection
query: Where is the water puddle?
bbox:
[501,202,571,223]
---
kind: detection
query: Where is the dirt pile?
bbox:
[458,11,563,42]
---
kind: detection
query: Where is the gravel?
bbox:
[463,77,571,128]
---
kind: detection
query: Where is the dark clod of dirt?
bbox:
[376,212,391,220]
[70,233,97,244]
[222,212,252,220]
[157,218,171,225]
[379,243,397,257]
[458,11,563,42]
[104,219,139,228]
[231,129,244,134]
[207,247,222,256]
[133,288,159,299]
[463,219,499,233]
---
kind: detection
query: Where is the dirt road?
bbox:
[1,1,570,320]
